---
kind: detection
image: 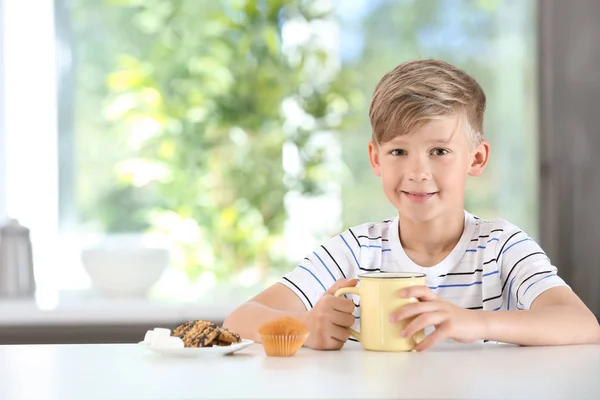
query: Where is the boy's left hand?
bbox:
[389,285,488,352]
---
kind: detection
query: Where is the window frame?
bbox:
[538,0,600,317]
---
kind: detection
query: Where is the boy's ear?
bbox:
[468,140,491,176]
[368,140,382,177]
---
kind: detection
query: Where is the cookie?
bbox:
[214,327,242,343]
[172,320,198,338]
[182,322,218,348]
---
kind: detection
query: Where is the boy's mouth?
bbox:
[401,191,437,202]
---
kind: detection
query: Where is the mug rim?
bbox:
[358,272,426,279]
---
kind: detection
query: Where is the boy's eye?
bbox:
[390,149,406,156]
[431,148,449,156]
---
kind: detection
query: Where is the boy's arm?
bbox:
[225,229,363,349]
[480,286,600,345]
[223,279,357,349]
[477,227,600,345]
[223,283,308,342]
[390,285,600,351]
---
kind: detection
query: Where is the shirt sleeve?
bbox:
[497,227,569,310]
[279,231,359,310]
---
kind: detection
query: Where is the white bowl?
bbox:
[81,246,169,299]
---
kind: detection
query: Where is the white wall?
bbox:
[2,0,59,305]
[0,0,7,223]
[3,0,58,227]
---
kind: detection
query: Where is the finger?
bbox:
[414,326,450,352]
[329,324,351,343]
[329,296,355,314]
[389,301,442,323]
[330,310,357,328]
[401,311,448,339]
[326,336,345,350]
[399,285,437,301]
[325,278,358,296]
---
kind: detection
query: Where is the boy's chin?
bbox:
[399,212,438,224]
[397,205,464,224]
[396,205,442,223]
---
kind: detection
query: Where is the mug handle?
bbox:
[334,287,361,342]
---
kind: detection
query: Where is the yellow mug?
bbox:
[334,272,426,352]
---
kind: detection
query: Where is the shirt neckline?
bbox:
[388,210,477,276]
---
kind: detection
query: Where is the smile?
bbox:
[401,191,437,202]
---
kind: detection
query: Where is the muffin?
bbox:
[258,317,309,356]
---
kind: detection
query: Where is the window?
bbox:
[2,0,538,308]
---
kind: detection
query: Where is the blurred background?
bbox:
[0,0,597,343]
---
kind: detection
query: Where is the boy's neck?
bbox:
[398,210,465,267]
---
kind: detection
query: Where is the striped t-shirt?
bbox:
[280,211,568,328]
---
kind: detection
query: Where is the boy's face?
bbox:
[368,114,490,223]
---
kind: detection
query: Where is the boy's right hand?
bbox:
[303,278,357,350]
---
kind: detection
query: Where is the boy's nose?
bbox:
[407,157,432,182]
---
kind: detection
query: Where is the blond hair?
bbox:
[369,59,486,148]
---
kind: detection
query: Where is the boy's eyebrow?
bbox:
[426,138,453,144]
[385,136,454,145]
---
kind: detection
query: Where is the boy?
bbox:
[224,59,600,351]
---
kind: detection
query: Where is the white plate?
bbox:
[140,339,254,357]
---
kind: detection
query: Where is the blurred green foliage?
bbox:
[72,0,358,281]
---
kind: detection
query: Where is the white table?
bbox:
[1,341,598,399]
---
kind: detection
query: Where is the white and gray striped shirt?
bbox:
[280,211,568,325]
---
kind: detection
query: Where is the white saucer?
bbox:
[140,339,254,357]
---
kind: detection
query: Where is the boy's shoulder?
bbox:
[469,212,528,240]
[341,218,396,241]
